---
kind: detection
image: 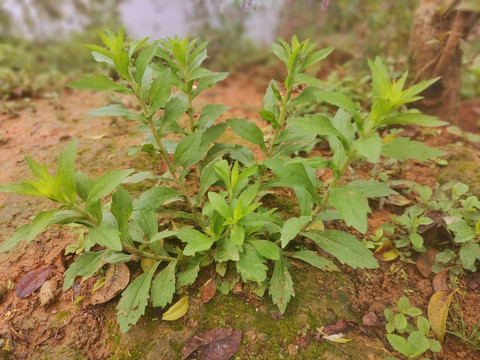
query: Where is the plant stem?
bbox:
[268,88,292,157]
[122,242,176,262]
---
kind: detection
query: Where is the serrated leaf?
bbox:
[111,187,133,240]
[117,262,159,332]
[330,185,370,234]
[236,243,268,282]
[0,209,57,252]
[85,169,133,207]
[214,238,240,262]
[162,295,189,321]
[63,249,112,290]
[88,223,122,251]
[151,261,177,308]
[208,192,232,219]
[227,118,268,154]
[178,228,215,256]
[355,133,382,163]
[177,256,203,288]
[387,334,411,357]
[280,216,312,248]
[291,250,339,271]
[381,137,445,161]
[68,75,132,94]
[248,239,280,260]
[347,180,397,198]
[88,104,145,122]
[304,230,379,269]
[132,210,158,241]
[133,187,179,211]
[269,255,294,314]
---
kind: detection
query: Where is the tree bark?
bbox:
[409,0,478,124]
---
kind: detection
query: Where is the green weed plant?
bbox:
[0,29,446,332]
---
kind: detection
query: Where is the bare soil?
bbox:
[0,72,480,359]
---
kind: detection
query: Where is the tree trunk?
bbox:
[409,0,478,124]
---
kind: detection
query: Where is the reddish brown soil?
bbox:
[0,71,479,359]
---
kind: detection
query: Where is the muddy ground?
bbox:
[0,71,480,360]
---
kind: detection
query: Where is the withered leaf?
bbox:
[362,311,379,327]
[91,263,130,305]
[292,334,313,348]
[322,319,357,336]
[16,266,52,299]
[418,210,445,234]
[428,290,457,343]
[181,328,242,360]
[468,273,480,291]
[416,248,440,278]
[201,279,217,303]
[374,240,399,261]
[432,268,450,292]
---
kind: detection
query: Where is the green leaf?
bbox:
[85,169,134,207]
[111,187,133,240]
[89,104,145,123]
[304,230,379,269]
[313,90,360,122]
[177,255,203,288]
[88,223,122,251]
[448,220,475,243]
[132,210,158,241]
[162,95,188,129]
[117,261,159,333]
[133,187,179,211]
[347,180,397,198]
[135,41,160,83]
[68,76,132,94]
[380,113,447,127]
[291,250,340,271]
[149,68,172,113]
[230,224,245,246]
[248,240,280,260]
[74,171,93,201]
[330,185,370,234]
[387,334,411,357]
[56,139,77,203]
[208,192,232,219]
[63,249,112,290]
[151,261,177,308]
[280,216,312,248]
[0,209,57,251]
[192,72,228,98]
[214,238,240,262]
[227,118,268,154]
[178,228,215,256]
[236,243,268,282]
[289,115,344,139]
[197,104,230,130]
[198,162,220,200]
[354,134,382,163]
[408,331,430,358]
[381,138,445,161]
[269,255,295,314]
[459,241,480,269]
[394,313,408,331]
[173,132,203,169]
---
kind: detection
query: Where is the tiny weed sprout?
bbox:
[385,297,441,360]
[0,29,446,332]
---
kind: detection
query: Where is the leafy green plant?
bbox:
[385,297,441,359]
[0,29,446,333]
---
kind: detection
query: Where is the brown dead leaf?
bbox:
[374,240,399,261]
[91,264,130,305]
[181,328,242,360]
[416,248,440,278]
[362,312,380,327]
[16,266,52,299]
[428,289,457,343]
[418,211,445,234]
[432,268,450,292]
[323,319,357,336]
[200,279,217,303]
[292,334,313,348]
[468,273,480,291]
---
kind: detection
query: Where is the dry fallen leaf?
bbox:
[432,268,450,292]
[416,248,440,278]
[428,289,457,342]
[362,311,380,327]
[200,279,217,303]
[91,264,130,305]
[468,273,480,291]
[16,266,52,299]
[39,279,57,306]
[322,319,357,336]
[291,334,313,348]
[374,240,399,261]
[163,296,189,321]
[181,328,242,360]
